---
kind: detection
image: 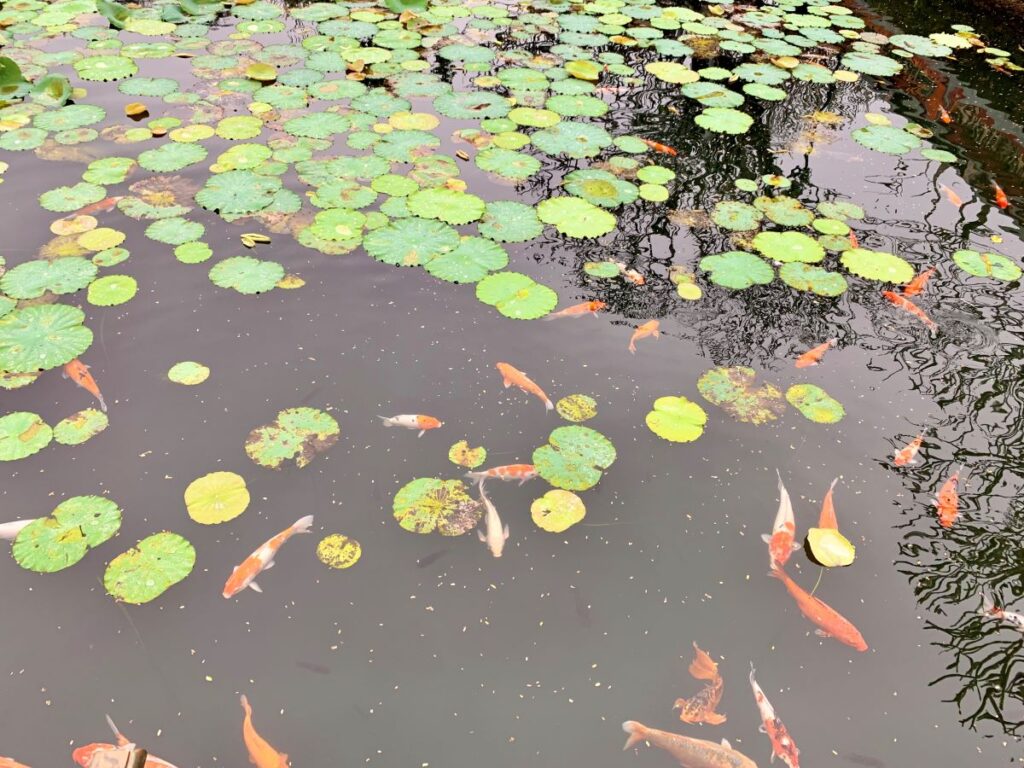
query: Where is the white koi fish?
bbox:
[761,470,800,567]
[377,414,443,437]
[980,592,1024,632]
[476,481,508,558]
[0,519,37,540]
[223,515,314,598]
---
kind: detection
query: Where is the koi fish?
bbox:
[223,515,314,598]
[935,465,961,528]
[614,261,646,285]
[938,105,952,124]
[979,592,1024,632]
[73,715,180,768]
[621,721,757,768]
[377,414,443,437]
[465,464,537,485]
[749,664,800,768]
[894,434,923,466]
[882,290,937,334]
[674,642,726,725]
[544,300,606,320]
[0,757,31,768]
[794,338,836,368]
[628,320,660,354]
[240,695,290,768]
[496,362,553,411]
[68,195,124,218]
[901,267,935,297]
[0,518,36,540]
[769,564,868,652]
[64,358,107,412]
[476,480,508,558]
[993,182,1009,209]
[848,231,859,249]
[819,478,839,530]
[639,138,678,156]
[939,184,963,207]
[762,471,800,568]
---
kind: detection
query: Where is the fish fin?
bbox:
[814,629,832,638]
[377,415,394,427]
[653,329,661,337]
[704,712,727,725]
[292,514,315,533]
[518,478,528,486]
[264,560,275,570]
[688,643,719,681]
[231,565,239,574]
[249,581,263,593]
[544,399,554,412]
[759,724,767,734]
[628,344,636,354]
[418,430,425,437]
[761,533,772,543]
[621,721,646,750]
[721,738,732,749]
[98,394,108,412]
[465,471,482,480]
[105,714,126,744]
[766,565,784,580]
[503,524,510,540]
[502,378,512,388]
[770,754,776,764]
[791,541,802,551]
[980,591,995,615]
[240,694,251,713]
[62,370,68,379]
[477,529,486,542]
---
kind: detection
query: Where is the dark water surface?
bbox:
[2,1,1024,767]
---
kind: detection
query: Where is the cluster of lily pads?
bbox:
[0,407,108,459]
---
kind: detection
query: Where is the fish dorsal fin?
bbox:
[264,559,275,570]
[477,529,486,542]
[721,738,732,749]
[503,524,510,540]
[232,565,239,574]
[761,533,772,543]
[249,581,262,593]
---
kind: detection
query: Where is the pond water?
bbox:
[1,1,1023,767]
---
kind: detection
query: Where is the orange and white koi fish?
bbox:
[241,695,290,768]
[769,564,868,652]
[223,515,314,598]
[64,358,107,412]
[628,320,660,354]
[979,592,1024,632]
[882,290,937,335]
[938,105,952,124]
[476,480,508,558]
[68,196,124,218]
[0,757,31,768]
[0,519,36,540]
[622,721,757,768]
[674,642,726,725]
[544,300,606,320]
[614,261,646,285]
[496,362,553,411]
[848,230,859,249]
[940,184,963,207]
[639,138,678,156]
[935,465,962,528]
[894,434,923,466]
[762,471,800,568]
[794,338,836,368]
[749,664,800,768]
[994,182,1010,209]
[465,464,537,485]
[901,266,935,297]
[818,478,839,530]
[73,715,180,768]
[377,414,443,437]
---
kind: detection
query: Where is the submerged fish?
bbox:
[993,182,1010,209]
[72,715,180,768]
[628,320,660,354]
[794,338,836,368]
[674,642,726,725]
[939,184,963,207]
[882,291,937,335]
[979,592,1024,632]
[476,480,508,558]
[69,195,124,218]
[762,471,800,568]
[377,413,443,437]
[465,463,537,484]
[769,564,868,652]
[622,720,757,768]
[901,267,935,298]
[749,664,800,768]
[496,362,553,411]
[640,138,678,156]
[544,300,606,319]
[223,515,314,598]
[64,358,107,412]
[613,261,646,285]
[0,519,36,540]
[893,435,923,466]
[938,105,952,124]
[241,695,290,768]
[935,466,962,528]
[0,757,31,768]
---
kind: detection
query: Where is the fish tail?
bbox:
[622,721,647,750]
[377,415,394,426]
[465,471,484,481]
[240,694,251,714]
[748,661,757,683]
[767,564,785,581]
[292,514,315,533]
[688,642,719,681]
[105,714,126,744]
[98,393,108,412]
[980,591,997,616]
[544,398,554,412]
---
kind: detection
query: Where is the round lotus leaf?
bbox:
[39,183,106,213]
[104,532,196,604]
[645,396,707,443]
[645,61,699,83]
[0,304,93,373]
[0,257,97,299]
[433,91,509,119]
[167,361,210,386]
[185,471,250,525]
[786,384,845,424]
[564,170,638,208]
[78,228,126,251]
[841,51,902,76]
[317,534,362,569]
[713,200,763,231]
[680,81,745,108]
[392,477,483,535]
[475,271,558,320]
[364,218,459,267]
[13,495,121,573]
[478,201,543,243]
[697,366,785,424]
[475,148,541,181]
[537,197,616,238]
[817,200,864,221]
[448,440,487,469]
[952,250,1022,282]
[0,128,47,152]
[0,411,52,461]
[806,527,856,568]
[138,142,208,172]
[531,121,612,159]
[245,406,340,469]
[53,408,108,446]
[88,274,137,307]
[566,59,601,81]
[196,171,281,215]
[744,82,787,101]
[533,425,616,492]
[700,251,774,289]
[636,165,675,185]
[753,231,824,264]
[424,237,508,284]
[779,263,848,296]
[556,394,597,423]
[531,490,586,533]
[812,218,850,236]
[545,94,608,118]
[175,242,212,264]
[209,257,284,294]
[754,196,814,227]
[921,148,957,163]
[852,125,920,155]
[583,261,621,278]
[74,55,137,81]
[695,107,754,134]
[407,188,485,226]
[840,248,914,283]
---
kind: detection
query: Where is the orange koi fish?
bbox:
[939,184,963,207]
[882,291,937,334]
[818,477,839,529]
[544,300,606,320]
[673,642,726,725]
[0,757,31,768]
[223,515,314,598]
[769,565,868,652]
[465,463,537,485]
[241,695,290,768]
[935,466,962,528]
[496,362,553,411]
[848,230,859,249]
[64,358,107,412]
[73,715,180,768]
[377,414,443,437]
[749,664,800,768]
[994,182,1010,209]
[639,138,678,156]
[68,196,124,218]
[901,266,935,297]
[628,320,660,354]
[762,471,800,568]
[894,434,923,466]
[622,721,757,768]
[794,338,836,368]
[938,105,952,124]
[613,261,645,285]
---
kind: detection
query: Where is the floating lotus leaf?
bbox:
[478,201,543,244]
[175,243,213,265]
[645,396,707,443]
[0,56,27,93]
[583,261,621,278]
[0,412,52,461]
[79,228,126,251]
[566,60,601,81]
[0,258,97,299]
[852,125,920,155]
[841,51,902,76]
[13,496,121,573]
[146,218,205,246]
[699,251,774,289]
[119,77,179,97]
[283,112,350,139]
[744,83,787,101]
[952,250,1022,282]
[475,272,558,320]
[317,534,362,569]
[88,275,137,307]
[364,218,459,267]
[695,107,754,134]
[103,532,196,604]
[812,218,850,237]
[889,34,952,57]
[537,197,616,238]
[753,231,825,264]
[475,148,541,181]
[807,528,856,567]
[35,105,105,132]
[697,367,785,424]
[74,55,137,81]
[392,477,483,535]
[433,91,509,119]
[209,257,284,294]
[185,471,250,524]
[713,200,763,231]
[531,122,612,159]
[532,426,615,495]
[786,384,845,424]
[680,81,745,108]
[645,61,699,83]
[246,62,277,82]
[779,263,848,296]
[448,440,487,469]
[545,94,608,118]
[840,248,914,283]
[138,143,208,173]
[407,188,485,225]
[921,148,958,163]
[39,183,106,213]
[0,304,93,373]
[424,237,508,283]
[531,490,586,533]
[564,170,639,209]
[817,200,864,221]
[53,408,108,446]
[733,62,790,85]
[754,196,814,227]
[196,171,281,215]
[556,394,597,423]
[245,406,340,469]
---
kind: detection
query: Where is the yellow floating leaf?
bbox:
[317,534,362,569]
[277,274,305,289]
[806,527,856,567]
[531,490,586,532]
[124,102,148,117]
[184,471,250,525]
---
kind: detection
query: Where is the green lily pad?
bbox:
[407,188,486,225]
[841,51,902,77]
[0,258,97,300]
[0,411,52,461]
[392,477,483,535]
[531,490,586,533]
[921,148,957,163]
[779,263,848,296]
[713,201,763,231]
[695,107,753,134]
[449,440,487,469]
[282,112,350,139]
[840,248,914,283]
[700,251,774,289]
[138,143,208,173]
[245,406,340,469]
[478,201,543,243]
[556,394,597,423]
[564,170,639,209]
[88,275,137,306]
[681,81,745,108]
[53,408,108,446]
[168,361,210,385]
[952,250,1022,282]
[475,272,558,320]
[852,125,921,155]
[13,496,121,573]
[533,425,616,491]
[537,197,616,238]
[531,121,612,159]
[475,148,541,181]
[196,171,281,216]
[74,55,137,81]
[185,471,250,524]
[698,366,785,424]
[806,527,856,567]
[583,261,621,278]
[755,196,814,227]
[39,183,106,214]
[364,218,459,267]
[424,237,508,284]
[645,396,708,443]
[817,200,865,221]
[209,256,284,294]
[566,60,601,81]
[645,61,699,84]
[103,532,196,604]
[146,218,205,246]
[786,384,845,424]
[753,231,825,263]
[889,33,952,57]
[0,304,93,373]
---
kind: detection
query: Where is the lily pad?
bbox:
[196,171,281,215]
[699,251,774,289]
[0,411,52,461]
[806,527,856,567]
[533,425,616,491]
[39,183,106,214]
[168,361,210,385]
[449,440,487,469]
[753,231,825,263]
[0,304,93,373]
[88,275,137,306]
[852,125,920,155]
[713,201,763,231]
[13,496,121,573]
[103,532,196,604]
[697,367,785,424]
[53,408,108,446]
[392,477,483,535]
[556,394,597,423]
[840,248,914,283]
[531,490,586,533]
[1,257,97,299]
[407,188,485,225]
[245,407,340,469]
[317,534,362,569]
[364,218,459,267]
[209,257,284,294]
[841,51,902,77]
[475,272,558,320]
[952,250,1022,282]
[645,396,707,443]
[786,384,845,424]
[537,197,616,238]
[424,237,508,283]
[185,471,250,525]
[478,201,543,243]
[779,263,848,296]
[695,107,753,134]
